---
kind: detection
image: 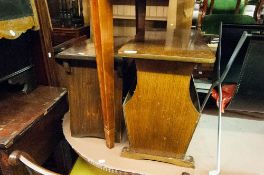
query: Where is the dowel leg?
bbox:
[89,0,115,148]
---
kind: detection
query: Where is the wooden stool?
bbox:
[55,38,126,142]
[118,29,215,167]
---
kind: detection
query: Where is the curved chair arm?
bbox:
[8,150,61,175]
[254,0,264,23]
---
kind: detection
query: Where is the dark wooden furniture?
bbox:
[0,86,68,175]
[33,0,60,86]
[0,1,72,174]
[52,26,90,46]
[118,29,215,167]
[55,37,130,143]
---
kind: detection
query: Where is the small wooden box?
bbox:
[56,39,124,142]
[52,26,90,46]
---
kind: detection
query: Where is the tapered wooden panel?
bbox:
[123,60,199,160]
[68,63,123,141]
[90,0,115,148]
[69,64,104,138]
[56,39,125,143]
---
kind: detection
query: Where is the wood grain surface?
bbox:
[34,0,59,86]
[118,29,215,63]
[67,61,123,142]
[90,0,115,148]
[68,63,104,138]
[56,37,132,60]
[52,26,90,45]
[55,39,125,143]
[0,86,68,175]
[0,86,67,148]
[123,60,200,166]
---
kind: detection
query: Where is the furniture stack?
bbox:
[56,0,215,169]
[0,0,70,174]
[6,0,264,174]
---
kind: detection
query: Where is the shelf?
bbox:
[113,5,167,21]
[113,15,167,21]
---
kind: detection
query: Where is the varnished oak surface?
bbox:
[56,37,132,61]
[118,29,215,63]
[122,60,199,166]
[0,86,67,149]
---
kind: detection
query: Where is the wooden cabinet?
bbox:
[0,86,68,175]
[0,0,72,174]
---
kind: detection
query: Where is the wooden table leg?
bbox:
[121,60,200,168]
[89,0,115,148]
[135,0,146,41]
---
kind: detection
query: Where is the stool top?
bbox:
[55,37,132,61]
[118,29,216,63]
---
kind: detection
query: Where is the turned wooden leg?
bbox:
[122,60,199,168]
[89,0,115,148]
[135,0,146,41]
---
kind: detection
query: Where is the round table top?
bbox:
[62,113,193,175]
[63,112,264,175]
